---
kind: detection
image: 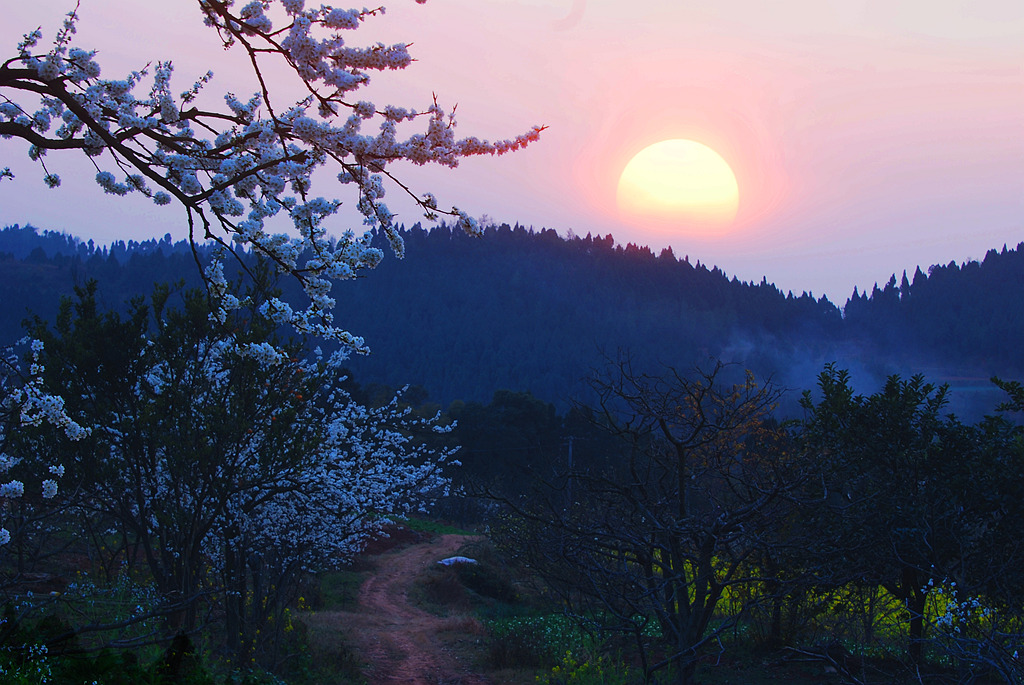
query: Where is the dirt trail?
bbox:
[345,533,492,685]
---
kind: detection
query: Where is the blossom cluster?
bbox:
[2,1,542,349]
[9,340,88,441]
[0,339,82,545]
[925,579,1023,680]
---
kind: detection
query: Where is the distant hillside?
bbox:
[330,224,845,406]
[2,222,1022,413]
[0,224,206,341]
[844,247,1024,373]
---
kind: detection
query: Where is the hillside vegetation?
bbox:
[3,223,1022,413]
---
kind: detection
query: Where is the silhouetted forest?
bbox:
[2,222,1021,414]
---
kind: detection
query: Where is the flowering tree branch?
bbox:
[1,0,544,349]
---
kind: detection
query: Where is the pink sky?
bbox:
[2,0,1022,302]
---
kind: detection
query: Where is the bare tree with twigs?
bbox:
[495,358,808,685]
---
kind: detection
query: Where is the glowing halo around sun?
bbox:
[616,139,740,232]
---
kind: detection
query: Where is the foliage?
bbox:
[798,364,1024,665]
[1,1,541,347]
[453,561,519,605]
[845,247,1024,375]
[992,376,1024,414]
[0,594,216,685]
[11,224,1024,416]
[539,650,635,685]
[449,389,567,499]
[0,642,53,685]
[18,572,163,653]
[485,614,600,670]
[393,517,475,537]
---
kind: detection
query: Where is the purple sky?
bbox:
[2,0,1022,302]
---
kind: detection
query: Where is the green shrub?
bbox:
[485,614,600,670]
[396,517,476,536]
[414,566,470,614]
[0,643,53,685]
[0,642,218,685]
[539,651,635,685]
[455,563,519,604]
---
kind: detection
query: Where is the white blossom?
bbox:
[0,480,25,498]
[41,479,58,499]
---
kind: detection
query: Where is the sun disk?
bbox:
[617,139,739,230]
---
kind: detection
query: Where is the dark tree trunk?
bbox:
[902,566,926,665]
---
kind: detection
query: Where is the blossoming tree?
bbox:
[0,0,542,347]
[23,282,456,667]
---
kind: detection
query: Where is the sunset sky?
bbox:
[2,0,1022,302]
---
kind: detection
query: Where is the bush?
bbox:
[295,612,365,685]
[485,624,550,669]
[311,569,365,611]
[414,566,471,614]
[455,563,519,604]
[539,651,635,685]
[485,614,599,670]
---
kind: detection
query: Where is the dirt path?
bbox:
[345,533,492,685]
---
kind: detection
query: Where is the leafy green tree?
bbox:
[449,390,563,495]
[799,364,1024,665]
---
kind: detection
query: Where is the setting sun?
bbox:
[617,139,740,231]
